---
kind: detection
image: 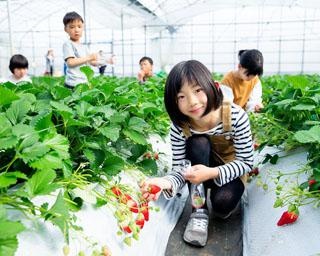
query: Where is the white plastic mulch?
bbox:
[243,147,320,256]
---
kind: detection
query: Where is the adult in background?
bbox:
[45,49,54,76]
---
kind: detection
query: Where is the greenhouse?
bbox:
[0,0,319,256]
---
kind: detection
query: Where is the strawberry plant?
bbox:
[250,74,320,223]
[0,69,170,255]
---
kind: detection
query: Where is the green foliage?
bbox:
[252,74,320,213]
[0,71,170,253]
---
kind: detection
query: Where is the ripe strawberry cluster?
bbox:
[110,184,161,245]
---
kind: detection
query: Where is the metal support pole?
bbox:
[211,12,215,72]
[233,3,237,67]
[7,0,13,55]
[121,11,125,76]
[144,25,147,56]
[130,30,133,76]
[301,9,307,74]
[82,0,88,45]
[278,5,283,74]
[31,30,36,75]
[111,29,115,76]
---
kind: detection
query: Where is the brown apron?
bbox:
[182,101,247,184]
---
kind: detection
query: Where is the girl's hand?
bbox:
[184,164,218,184]
[140,177,172,201]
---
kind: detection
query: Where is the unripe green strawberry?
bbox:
[63,245,70,256]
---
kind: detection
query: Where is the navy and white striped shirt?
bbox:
[163,103,254,199]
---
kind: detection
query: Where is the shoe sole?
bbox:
[183,236,206,247]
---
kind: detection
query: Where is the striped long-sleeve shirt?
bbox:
[163,103,254,199]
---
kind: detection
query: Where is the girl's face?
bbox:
[13,68,28,79]
[177,82,208,121]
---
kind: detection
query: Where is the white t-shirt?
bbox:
[6,75,32,84]
[63,40,90,87]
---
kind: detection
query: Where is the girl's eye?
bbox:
[177,95,185,100]
[195,88,202,93]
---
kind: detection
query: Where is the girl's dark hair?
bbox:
[238,49,263,76]
[63,11,84,26]
[164,60,223,127]
[9,54,29,73]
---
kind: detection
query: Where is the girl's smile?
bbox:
[177,82,207,120]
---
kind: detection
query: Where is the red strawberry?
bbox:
[249,167,259,176]
[148,184,161,194]
[111,186,122,197]
[144,152,152,159]
[154,152,159,160]
[140,202,149,221]
[308,179,316,186]
[120,194,132,204]
[135,213,145,229]
[277,211,298,226]
[127,199,139,213]
[121,225,132,233]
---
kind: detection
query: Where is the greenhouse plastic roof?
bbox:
[1,0,320,33]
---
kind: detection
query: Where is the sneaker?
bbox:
[183,208,209,247]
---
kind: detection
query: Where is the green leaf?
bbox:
[291,104,315,111]
[128,117,149,133]
[24,169,60,197]
[64,192,83,212]
[123,129,147,145]
[0,86,19,106]
[262,153,272,164]
[95,105,116,119]
[30,152,65,171]
[12,124,39,150]
[43,134,70,159]
[293,126,320,144]
[0,113,12,136]
[31,112,56,137]
[0,136,18,150]
[137,158,158,175]
[80,66,94,81]
[6,99,32,125]
[51,86,72,100]
[99,125,120,142]
[102,152,125,175]
[274,99,295,107]
[0,172,27,189]
[50,101,73,114]
[46,191,69,235]
[0,220,25,239]
[299,181,309,190]
[0,237,19,256]
[109,112,128,124]
[21,142,50,163]
[270,154,279,165]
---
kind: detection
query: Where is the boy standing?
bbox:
[137,56,153,83]
[7,54,32,84]
[63,11,98,88]
[221,49,264,112]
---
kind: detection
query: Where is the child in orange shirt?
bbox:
[221,49,264,112]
